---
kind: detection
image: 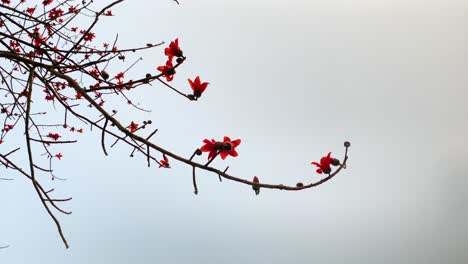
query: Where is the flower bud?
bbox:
[330,158,340,166]
[252,176,260,195]
[100,70,109,80]
[344,141,351,148]
[143,73,151,83]
[296,182,304,187]
[176,57,184,64]
[195,149,202,156]
[174,49,183,58]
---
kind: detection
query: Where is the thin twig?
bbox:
[192,166,198,195]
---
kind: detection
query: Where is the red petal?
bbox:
[188,78,194,89]
[208,150,217,160]
[200,144,213,152]
[203,139,213,144]
[316,169,323,174]
[194,76,201,86]
[223,136,231,143]
[220,151,228,160]
[200,82,209,93]
[229,149,238,157]
[231,139,241,147]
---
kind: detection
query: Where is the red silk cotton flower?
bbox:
[47,132,61,141]
[200,136,241,160]
[55,153,63,160]
[164,38,183,62]
[127,121,138,132]
[188,76,209,99]
[220,136,241,159]
[311,152,334,174]
[156,60,175,82]
[159,154,170,168]
[200,139,217,160]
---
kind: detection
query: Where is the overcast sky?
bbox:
[1,0,468,263]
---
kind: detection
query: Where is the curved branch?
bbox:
[0,51,350,192]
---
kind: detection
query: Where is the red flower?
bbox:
[128,121,138,132]
[252,176,260,195]
[47,132,61,141]
[19,88,28,97]
[68,6,79,14]
[55,153,63,160]
[26,7,36,15]
[311,152,333,174]
[188,76,209,98]
[30,28,46,47]
[48,8,64,20]
[104,10,113,16]
[3,124,13,132]
[164,38,183,62]
[159,154,170,168]
[219,136,241,160]
[80,30,95,42]
[42,0,53,6]
[200,139,217,160]
[89,67,100,78]
[156,60,175,82]
[115,72,124,84]
[199,136,241,160]
[9,40,19,49]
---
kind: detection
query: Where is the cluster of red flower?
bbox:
[157,38,209,99]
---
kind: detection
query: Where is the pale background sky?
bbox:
[1,0,467,263]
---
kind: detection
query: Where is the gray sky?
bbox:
[1,0,468,263]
